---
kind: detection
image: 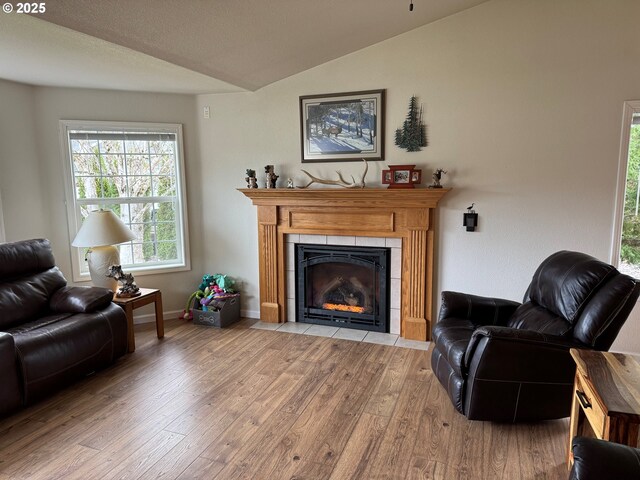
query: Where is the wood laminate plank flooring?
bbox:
[0,319,569,479]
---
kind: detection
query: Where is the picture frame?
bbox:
[381,165,422,189]
[299,89,385,163]
[394,170,410,183]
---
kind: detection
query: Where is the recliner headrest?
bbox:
[0,238,57,280]
[527,250,616,323]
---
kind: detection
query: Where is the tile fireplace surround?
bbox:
[286,234,402,334]
[239,188,449,341]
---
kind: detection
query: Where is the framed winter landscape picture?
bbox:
[299,89,385,163]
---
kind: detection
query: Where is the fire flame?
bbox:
[322,303,365,313]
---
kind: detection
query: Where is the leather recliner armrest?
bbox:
[570,437,640,480]
[464,325,579,381]
[439,291,521,326]
[0,332,22,415]
[49,286,114,313]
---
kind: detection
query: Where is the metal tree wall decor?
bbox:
[395,96,427,152]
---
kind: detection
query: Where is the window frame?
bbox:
[611,101,640,271]
[60,120,191,282]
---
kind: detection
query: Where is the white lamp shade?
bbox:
[72,209,136,247]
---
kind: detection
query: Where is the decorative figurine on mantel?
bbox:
[265,165,279,188]
[429,168,447,188]
[107,265,141,298]
[287,178,294,189]
[245,169,258,188]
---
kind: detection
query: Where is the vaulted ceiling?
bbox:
[0,0,489,94]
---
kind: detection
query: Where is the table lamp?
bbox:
[71,209,136,291]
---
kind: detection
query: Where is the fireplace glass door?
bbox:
[295,244,389,332]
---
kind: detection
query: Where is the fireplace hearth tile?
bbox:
[277,322,311,334]
[249,320,429,350]
[250,321,281,331]
[304,325,339,337]
[395,337,431,351]
[362,331,399,346]
[332,328,367,342]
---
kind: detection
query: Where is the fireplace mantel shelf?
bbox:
[240,187,450,341]
[239,187,450,208]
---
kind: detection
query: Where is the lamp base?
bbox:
[87,246,119,291]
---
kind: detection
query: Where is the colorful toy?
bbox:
[183,273,238,320]
[182,289,205,319]
[198,274,235,293]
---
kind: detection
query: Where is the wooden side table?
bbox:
[567,348,640,468]
[112,288,164,353]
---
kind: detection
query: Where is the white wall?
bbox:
[195,0,640,351]
[0,79,50,241]
[0,187,6,243]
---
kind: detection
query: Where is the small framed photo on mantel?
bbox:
[299,89,385,163]
[382,165,422,189]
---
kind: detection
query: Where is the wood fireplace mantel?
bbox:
[239,187,450,341]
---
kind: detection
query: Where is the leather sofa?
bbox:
[569,437,640,480]
[431,250,640,422]
[0,238,127,416]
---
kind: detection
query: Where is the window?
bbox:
[612,101,640,278]
[61,121,189,281]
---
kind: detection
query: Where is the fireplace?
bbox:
[240,188,450,341]
[296,244,389,332]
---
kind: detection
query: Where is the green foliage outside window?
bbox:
[143,175,177,262]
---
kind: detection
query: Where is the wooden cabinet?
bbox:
[567,348,640,468]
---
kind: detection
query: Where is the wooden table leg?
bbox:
[155,291,164,339]
[567,376,581,469]
[125,303,135,353]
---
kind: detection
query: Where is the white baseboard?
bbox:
[133,309,260,324]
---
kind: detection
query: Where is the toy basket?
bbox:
[192,294,240,328]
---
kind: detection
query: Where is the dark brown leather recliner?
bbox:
[431,250,640,422]
[569,437,640,480]
[0,238,128,416]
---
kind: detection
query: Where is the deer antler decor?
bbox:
[298,159,368,189]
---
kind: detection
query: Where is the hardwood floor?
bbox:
[0,319,569,479]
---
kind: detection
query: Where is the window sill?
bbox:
[73,263,190,283]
